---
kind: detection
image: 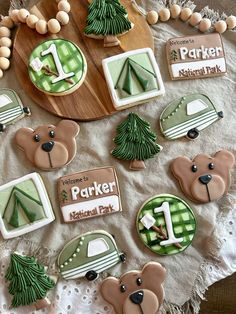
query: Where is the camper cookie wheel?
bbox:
[132,1,236,34]
[0,0,71,78]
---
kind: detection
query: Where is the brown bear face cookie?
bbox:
[100,262,166,314]
[171,150,235,204]
[15,120,80,171]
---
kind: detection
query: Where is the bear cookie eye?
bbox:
[33,134,40,142]
[191,165,198,172]
[136,278,142,286]
[120,284,126,293]
[49,130,55,138]
[208,162,215,170]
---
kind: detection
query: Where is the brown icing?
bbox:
[15,120,80,171]
[171,150,235,204]
[100,262,166,314]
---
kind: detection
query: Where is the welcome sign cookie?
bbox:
[166,33,226,80]
[58,167,122,222]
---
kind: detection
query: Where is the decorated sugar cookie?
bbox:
[160,94,223,140]
[58,167,122,222]
[58,230,126,281]
[171,150,235,204]
[166,33,226,80]
[29,39,87,96]
[15,120,80,171]
[0,88,31,133]
[101,262,166,314]
[112,113,162,170]
[103,48,165,110]
[6,252,55,309]
[136,194,196,255]
[84,0,133,47]
[0,173,55,239]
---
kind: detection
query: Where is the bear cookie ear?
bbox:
[57,120,80,137]
[170,156,192,179]
[214,150,235,169]
[15,127,34,151]
[101,277,121,313]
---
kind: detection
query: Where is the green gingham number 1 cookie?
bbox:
[136,194,196,255]
[29,39,87,96]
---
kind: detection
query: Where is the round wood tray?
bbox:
[13,0,154,121]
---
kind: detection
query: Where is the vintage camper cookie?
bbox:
[58,230,126,281]
[58,167,122,222]
[102,48,165,110]
[6,252,55,309]
[101,262,166,314]
[160,94,223,140]
[0,88,31,133]
[0,173,55,239]
[112,113,163,170]
[171,150,235,204]
[136,194,196,255]
[29,39,87,96]
[166,33,226,80]
[15,120,80,171]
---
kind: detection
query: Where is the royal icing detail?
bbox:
[160,94,223,140]
[5,252,55,309]
[101,262,166,314]
[58,167,122,222]
[57,230,126,281]
[28,39,87,96]
[0,88,31,132]
[137,194,196,255]
[0,173,55,239]
[84,0,132,37]
[112,113,162,170]
[166,33,227,80]
[15,120,80,171]
[171,150,235,204]
[102,48,165,110]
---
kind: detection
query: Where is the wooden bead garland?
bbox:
[0,0,71,78]
[146,5,236,35]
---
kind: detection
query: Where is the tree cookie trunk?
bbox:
[104,35,120,47]
[129,159,146,170]
[35,298,51,310]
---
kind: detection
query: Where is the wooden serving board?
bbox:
[13,0,154,121]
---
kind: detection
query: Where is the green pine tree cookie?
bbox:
[112,112,162,170]
[5,253,55,309]
[84,0,132,47]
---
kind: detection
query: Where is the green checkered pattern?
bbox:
[29,39,85,94]
[137,194,196,255]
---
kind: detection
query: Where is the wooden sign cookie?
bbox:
[58,167,122,222]
[166,33,227,80]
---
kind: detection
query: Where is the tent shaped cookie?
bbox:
[160,94,223,140]
[0,173,55,239]
[58,230,126,281]
[0,88,31,133]
[102,48,165,110]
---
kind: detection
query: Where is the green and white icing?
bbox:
[137,194,196,256]
[0,89,26,126]
[5,253,55,308]
[0,173,55,239]
[112,112,162,161]
[102,48,165,109]
[58,230,123,280]
[29,39,87,95]
[84,0,132,36]
[160,94,222,140]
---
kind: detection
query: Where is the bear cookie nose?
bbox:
[41,141,55,152]
[129,290,144,304]
[199,174,212,185]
